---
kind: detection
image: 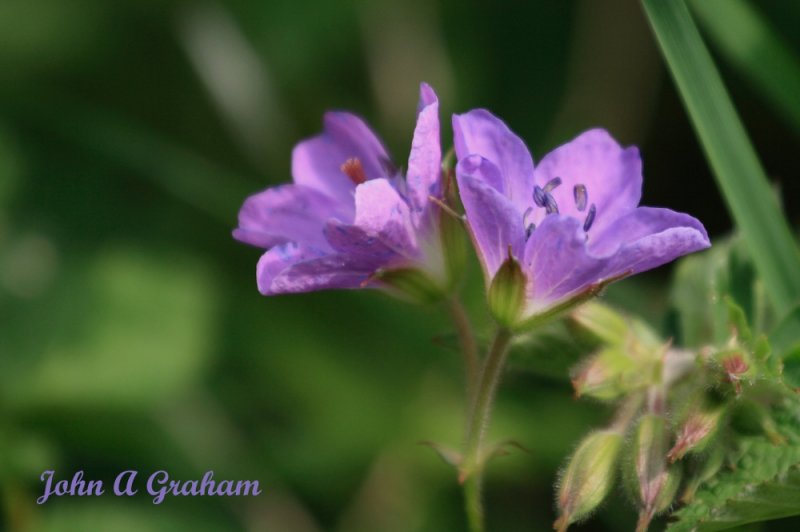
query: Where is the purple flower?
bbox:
[234,83,445,296]
[453,110,710,324]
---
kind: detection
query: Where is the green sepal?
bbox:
[374,267,445,304]
[487,253,526,328]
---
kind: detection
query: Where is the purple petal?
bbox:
[232,184,346,249]
[291,112,391,206]
[531,129,642,236]
[456,155,525,280]
[452,109,535,212]
[406,83,441,226]
[323,179,418,259]
[591,207,711,279]
[522,215,606,309]
[323,221,401,262]
[257,243,376,295]
[521,207,710,312]
[256,243,323,294]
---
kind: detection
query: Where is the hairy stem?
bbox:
[448,297,480,399]
[463,472,483,532]
[461,327,513,532]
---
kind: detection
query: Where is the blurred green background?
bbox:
[1,0,799,530]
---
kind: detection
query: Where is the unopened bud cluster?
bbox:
[553,302,790,532]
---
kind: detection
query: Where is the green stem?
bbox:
[463,472,483,532]
[448,297,480,399]
[461,327,513,532]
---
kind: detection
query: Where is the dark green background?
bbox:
[1,0,798,530]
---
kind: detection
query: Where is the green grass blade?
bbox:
[690,0,800,138]
[641,0,800,315]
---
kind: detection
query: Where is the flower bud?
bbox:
[571,343,664,400]
[668,404,725,463]
[570,347,638,400]
[636,465,681,532]
[488,253,526,327]
[569,302,662,349]
[626,414,680,532]
[554,430,623,531]
[569,302,629,346]
[715,351,752,395]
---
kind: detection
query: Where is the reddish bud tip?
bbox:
[553,515,570,532]
[722,354,749,394]
[722,354,749,375]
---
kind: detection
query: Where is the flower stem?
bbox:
[463,472,483,532]
[461,327,513,532]
[448,297,480,398]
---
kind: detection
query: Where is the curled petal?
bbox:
[452,109,535,212]
[323,222,401,262]
[354,174,417,253]
[532,129,642,234]
[258,243,378,295]
[233,184,345,249]
[593,207,710,280]
[406,83,441,226]
[456,155,525,281]
[521,208,710,314]
[292,112,391,206]
[324,179,417,258]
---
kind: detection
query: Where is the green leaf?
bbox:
[690,0,800,138]
[670,242,728,347]
[642,0,800,315]
[668,397,800,531]
[770,304,800,360]
[670,236,775,348]
[780,344,800,391]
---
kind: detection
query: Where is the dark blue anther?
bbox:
[583,203,596,231]
[574,184,587,212]
[544,192,559,215]
[533,185,546,207]
[543,176,562,193]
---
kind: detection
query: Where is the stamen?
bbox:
[544,192,559,214]
[583,204,596,231]
[533,185,546,207]
[526,223,536,239]
[341,158,367,185]
[543,176,562,193]
[574,184,587,212]
[522,206,534,224]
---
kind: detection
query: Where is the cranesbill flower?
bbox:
[234,83,447,299]
[453,110,710,327]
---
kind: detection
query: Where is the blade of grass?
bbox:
[690,0,800,138]
[641,0,800,315]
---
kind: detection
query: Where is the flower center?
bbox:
[525,178,598,238]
